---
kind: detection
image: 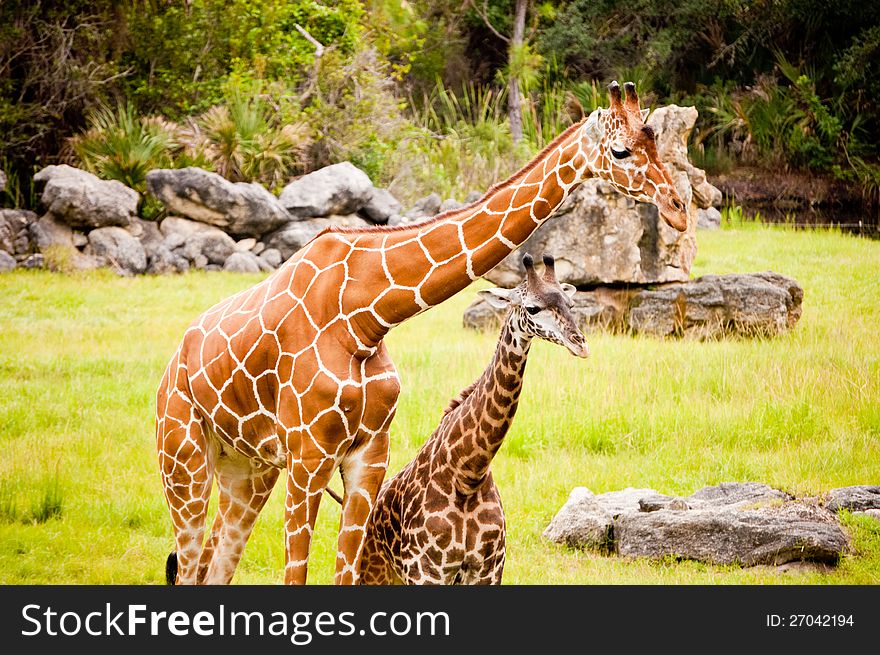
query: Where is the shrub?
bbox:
[184,90,312,192]
[69,103,175,194]
[301,46,411,184]
[387,82,524,204]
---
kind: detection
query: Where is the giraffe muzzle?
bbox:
[660,196,689,232]
[564,332,590,359]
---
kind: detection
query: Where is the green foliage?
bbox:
[363,1,428,80]
[568,80,605,115]
[521,78,579,150]
[687,58,880,200]
[389,82,525,203]
[0,0,366,205]
[3,0,879,209]
[301,47,410,183]
[70,103,175,193]
[0,1,124,187]
[120,0,364,116]
[187,89,311,191]
[534,0,880,199]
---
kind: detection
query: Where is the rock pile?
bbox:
[0,161,403,275]
[0,104,737,280]
[464,271,804,338]
[541,482,873,567]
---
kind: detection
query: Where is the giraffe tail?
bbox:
[325,487,343,505]
[165,551,178,585]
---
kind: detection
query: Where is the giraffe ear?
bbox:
[641,107,651,122]
[584,108,603,140]
[478,288,516,310]
[561,283,577,298]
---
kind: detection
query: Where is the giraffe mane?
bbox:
[321,116,589,237]
[442,379,480,417]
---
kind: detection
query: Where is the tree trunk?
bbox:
[508,0,527,144]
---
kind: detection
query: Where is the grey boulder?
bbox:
[614,502,848,566]
[146,167,291,238]
[360,187,403,224]
[464,272,803,339]
[279,162,373,218]
[697,207,722,229]
[629,271,803,337]
[405,192,442,220]
[29,213,97,271]
[34,164,138,229]
[0,209,38,257]
[258,248,282,269]
[132,218,188,274]
[825,486,880,513]
[160,216,237,266]
[20,253,44,269]
[544,482,849,567]
[686,481,791,508]
[541,488,613,549]
[439,197,463,213]
[87,226,147,275]
[0,250,16,272]
[30,213,75,251]
[145,244,190,274]
[263,214,370,260]
[223,250,271,273]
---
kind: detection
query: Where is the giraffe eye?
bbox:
[525,305,540,315]
[611,145,631,159]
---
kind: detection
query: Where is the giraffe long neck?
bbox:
[338,119,592,346]
[432,316,531,495]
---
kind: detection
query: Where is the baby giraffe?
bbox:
[358,253,589,585]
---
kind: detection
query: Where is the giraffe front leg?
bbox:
[283,443,337,585]
[335,430,390,584]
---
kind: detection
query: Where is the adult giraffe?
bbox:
[157,81,688,585]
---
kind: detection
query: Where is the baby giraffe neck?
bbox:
[437,315,532,495]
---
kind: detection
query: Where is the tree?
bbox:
[468,0,532,144]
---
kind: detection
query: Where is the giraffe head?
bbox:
[581,81,688,231]
[478,254,589,358]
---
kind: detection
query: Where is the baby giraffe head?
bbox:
[580,81,689,231]
[478,253,589,358]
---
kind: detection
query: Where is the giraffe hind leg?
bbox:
[199,452,281,585]
[157,391,215,585]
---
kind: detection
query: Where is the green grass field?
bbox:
[1,223,878,584]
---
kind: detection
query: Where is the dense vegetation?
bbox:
[2,1,879,208]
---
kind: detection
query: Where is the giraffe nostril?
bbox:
[672,198,684,211]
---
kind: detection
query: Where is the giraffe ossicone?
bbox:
[156,81,686,585]
[358,254,588,585]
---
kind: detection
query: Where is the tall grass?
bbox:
[388,79,581,205]
[390,82,523,203]
[0,226,877,584]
